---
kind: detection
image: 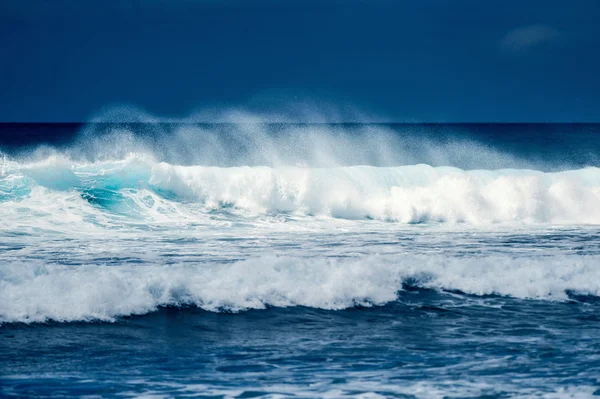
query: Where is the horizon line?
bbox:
[0,121,599,125]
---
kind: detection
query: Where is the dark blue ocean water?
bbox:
[1,123,600,398]
[2,292,600,398]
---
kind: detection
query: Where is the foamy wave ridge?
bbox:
[2,156,600,224]
[1,254,599,323]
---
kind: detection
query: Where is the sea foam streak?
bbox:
[1,254,599,323]
[1,155,600,224]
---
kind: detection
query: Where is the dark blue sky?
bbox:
[1,0,599,122]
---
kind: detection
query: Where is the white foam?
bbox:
[1,254,599,323]
[5,157,600,224]
[108,161,600,223]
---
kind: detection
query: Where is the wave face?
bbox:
[2,254,599,323]
[2,155,600,225]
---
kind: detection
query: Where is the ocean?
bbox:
[1,123,600,398]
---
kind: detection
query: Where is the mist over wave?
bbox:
[2,107,597,170]
[11,123,528,170]
[1,109,599,225]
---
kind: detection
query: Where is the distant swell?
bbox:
[2,155,600,224]
[1,254,599,323]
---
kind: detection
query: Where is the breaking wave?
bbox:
[1,254,599,323]
[2,155,600,224]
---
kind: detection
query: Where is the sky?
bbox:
[1,0,599,122]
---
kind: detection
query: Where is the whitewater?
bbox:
[4,155,600,225]
[1,122,600,398]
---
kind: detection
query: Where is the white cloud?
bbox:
[501,25,560,52]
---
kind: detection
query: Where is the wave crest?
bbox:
[2,156,600,224]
